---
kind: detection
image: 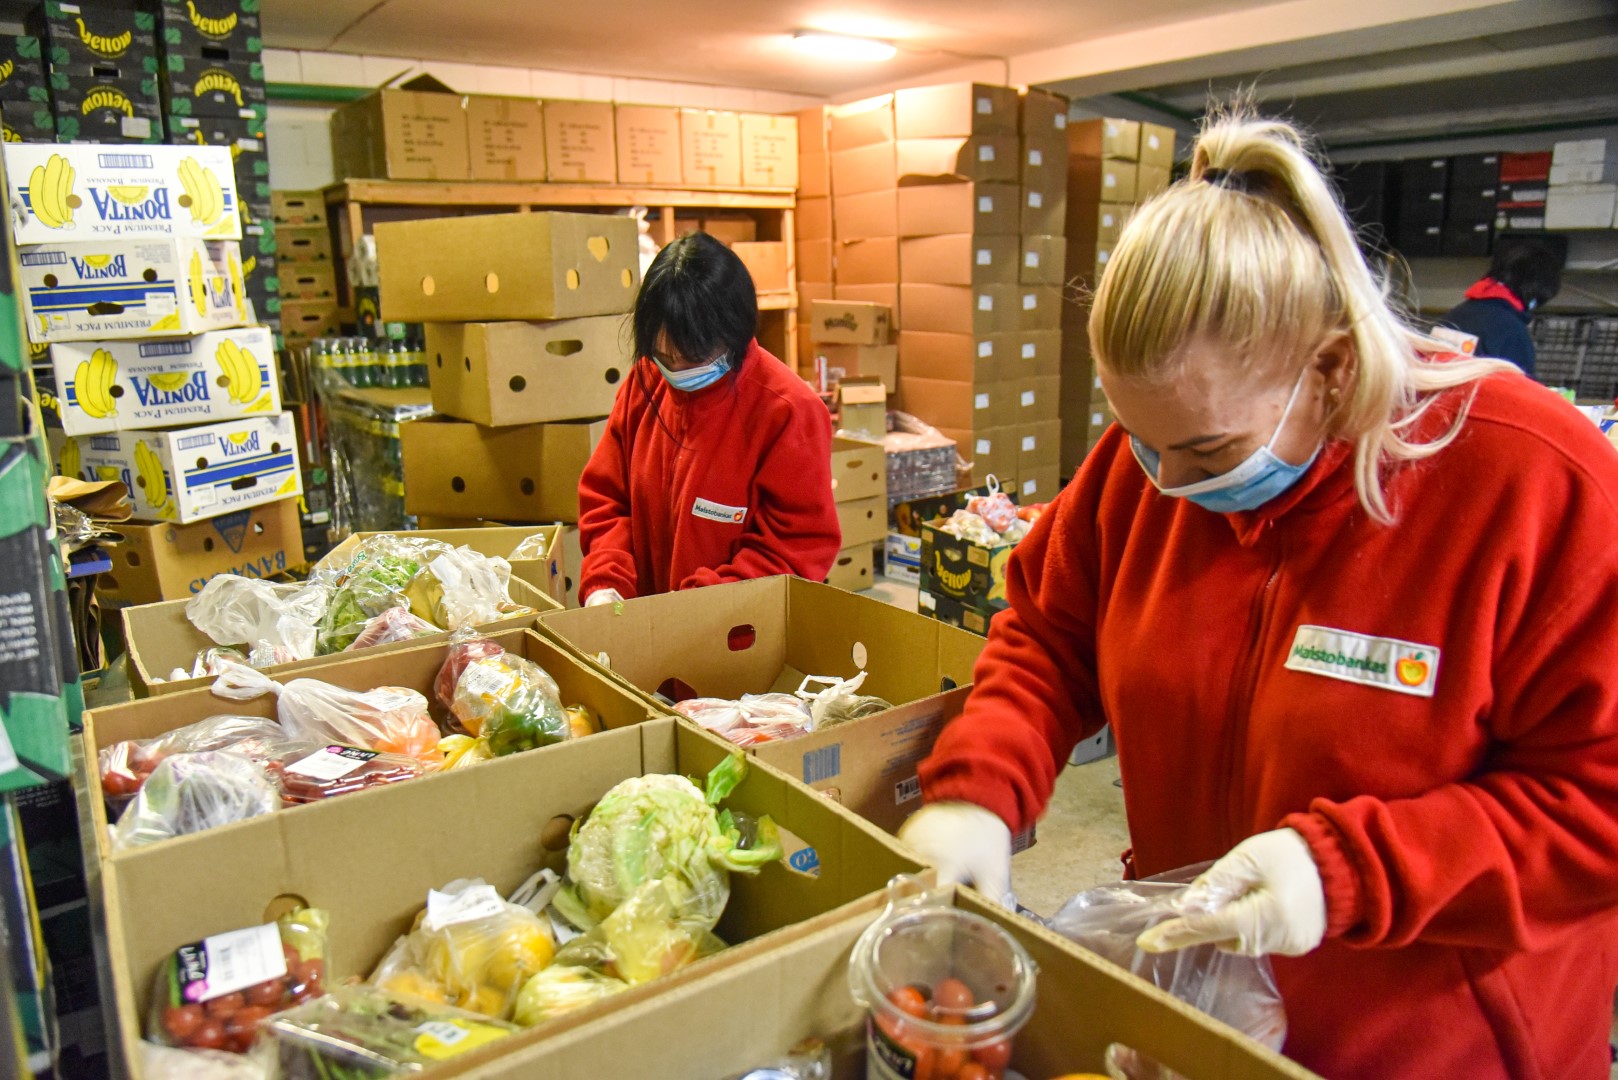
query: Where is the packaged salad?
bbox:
[268,987,518,1078]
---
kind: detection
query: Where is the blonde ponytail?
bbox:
[1089,109,1509,523]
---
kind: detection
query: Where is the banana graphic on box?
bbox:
[72,347,119,419]
[189,249,208,316]
[145,371,191,392]
[133,439,172,516]
[177,156,224,226]
[25,153,77,230]
[215,336,263,405]
[59,437,81,480]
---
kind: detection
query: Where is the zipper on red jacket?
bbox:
[1220,525,1285,849]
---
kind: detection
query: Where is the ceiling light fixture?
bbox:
[791,31,897,62]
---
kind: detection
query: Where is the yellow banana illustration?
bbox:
[189,249,207,316]
[95,465,121,483]
[59,438,81,479]
[228,249,245,314]
[178,158,223,225]
[246,393,274,413]
[73,348,118,418]
[276,473,299,495]
[146,370,190,392]
[216,337,262,404]
[26,153,76,229]
[134,439,171,513]
[72,359,101,417]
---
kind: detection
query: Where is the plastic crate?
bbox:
[1530,315,1586,389]
[1578,318,1618,403]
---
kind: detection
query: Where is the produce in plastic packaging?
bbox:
[966,481,1019,534]
[565,705,601,740]
[316,535,451,653]
[511,964,629,1028]
[211,662,444,765]
[147,907,328,1055]
[276,745,439,803]
[438,734,496,771]
[99,715,294,805]
[433,637,568,755]
[549,872,726,986]
[140,1042,274,1079]
[345,607,441,652]
[370,879,557,1020]
[722,1038,832,1080]
[672,693,810,745]
[186,576,331,665]
[111,751,283,851]
[422,545,521,631]
[508,532,553,561]
[191,646,249,679]
[268,986,518,1078]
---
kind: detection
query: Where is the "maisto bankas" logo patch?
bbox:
[1284,624,1440,698]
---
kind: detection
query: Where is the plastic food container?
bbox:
[849,882,1038,1080]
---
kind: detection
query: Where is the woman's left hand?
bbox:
[1137,828,1327,957]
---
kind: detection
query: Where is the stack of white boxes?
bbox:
[1545,138,1618,230]
[5,142,304,605]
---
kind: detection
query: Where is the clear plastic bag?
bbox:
[98,714,298,809]
[275,744,439,803]
[192,646,249,679]
[509,532,552,561]
[1040,865,1288,1052]
[268,986,518,1078]
[423,546,520,631]
[140,1042,274,1079]
[110,751,283,851]
[211,662,444,765]
[673,693,810,745]
[432,637,568,755]
[721,1038,832,1080]
[548,872,726,986]
[186,577,330,664]
[796,671,891,731]
[438,734,496,771]
[511,964,629,1028]
[345,606,440,652]
[966,477,1020,534]
[370,878,557,1020]
[316,534,453,653]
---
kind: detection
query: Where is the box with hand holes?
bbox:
[424,317,631,426]
[538,576,986,833]
[400,415,607,523]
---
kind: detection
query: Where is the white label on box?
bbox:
[1028,148,1044,167]
[1055,114,1067,129]
[1024,479,1037,496]
[286,745,377,781]
[425,884,508,932]
[978,196,994,213]
[1022,342,1036,360]
[919,591,937,611]
[1102,212,1116,227]
[978,294,994,311]
[0,724,16,778]
[1028,191,1043,208]
[976,438,991,455]
[974,393,990,410]
[1092,411,1105,425]
[122,116,153,139]
[1022,293,1037,310]
[1025,252,1039,268]
[187,924,287,1003]
[1022,436,1036,451]
[1021,390,1036,406]
[976,248,992,266]
[977,341,994,358]
[976,96,992,115]
[1148,133,1162,150]
[241,138,263,151]
[979,145,996,162]
[147,293,177,315]
[1104,174,1117,188]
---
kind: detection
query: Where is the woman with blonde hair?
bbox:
[900,113,1618,1078]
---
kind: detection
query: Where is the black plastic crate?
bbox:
[1399,157,1449,195]
[1440,220,1491,257]
[1400,187,1446,225]
[1579,318,1618,403]
[1449,152,1500,188]
[1396,221,1443,258]
[1530,316,1586,389]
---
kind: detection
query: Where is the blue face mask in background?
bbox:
[1130,369,1322,514]
[655,352,731,392]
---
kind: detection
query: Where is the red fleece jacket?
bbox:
[920,371,1618,1079]
[577,340,841,601]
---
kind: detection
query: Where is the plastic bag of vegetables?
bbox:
[512,964,629,1028]
[345,607,440,652]
[267,986,518,1078]
[370,878,557,1020]
[315,534,455,654]
[99,715,296,809]
[186,577,331,665]
[211,662,444,765]
[548,872,727,987]
[110,751,284,851]
[432,636,569,755]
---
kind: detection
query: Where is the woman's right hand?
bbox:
[898,801,1016,909]
[584,588,624,608]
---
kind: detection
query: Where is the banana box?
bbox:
[18,237,247,343]
[1,99,55,142]
[158,54,267,121]
[3,143,241,244]
[153,0,264,60]
[61,411,301,524]
[43,326,278,436]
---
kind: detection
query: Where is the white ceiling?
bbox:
[260,0,1260,97]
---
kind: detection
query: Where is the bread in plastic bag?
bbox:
[432,636,568,755]
[99,714,295,807]
[186,577,330,664]
[1039,864,1287,1052]
[370,878,557,1020]
[110,751,283,851]
[267,986,518,1078]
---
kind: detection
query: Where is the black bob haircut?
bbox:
[1488,235,1565,310]
[632,231,758,371]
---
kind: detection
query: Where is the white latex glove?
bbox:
[584,588,624,608]
[1137,828,1327,957]
[897,801,1016,910]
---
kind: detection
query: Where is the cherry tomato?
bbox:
[225,1005,271,1038]
[875,1011,909,1045]
[283,943,303,970]
[294,958,326,993]
[974,1037,1012,1075]
[956,1064,990,1080]
[162,1003,203,1040]
[899,1038,936,1080]
[202,992,244,1018]
[888,985,929,1019]
[102,771,141,797]
[246,978,287,1007]
[933,977,975,1016]
[935,1015,968,1074]
[189,1019,227,1050]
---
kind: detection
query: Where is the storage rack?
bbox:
[320,180,800,363]
[1530,315,1618,401]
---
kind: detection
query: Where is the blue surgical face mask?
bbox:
[1130,369,1321,514]
[654,351,731,392]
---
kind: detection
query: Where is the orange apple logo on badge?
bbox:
[1397,652,1430,687]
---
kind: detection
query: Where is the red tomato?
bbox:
[974,1037,1013,1075]
[202,992,244,1018]
[189,1019,227,1050]
[956,1064,990,1080]
[900,1038,936,1080]
[283,943,303,970]
[935,1015,968,1074]
[246,978,287,1007]
[933,978,975,1016]
[225,1005,271,1037]
[888,985,929,1019]
[294,958,326,994]
[162,1003,203,1040]
[102,771,141,797]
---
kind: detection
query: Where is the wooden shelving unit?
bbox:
[321,179,800,363]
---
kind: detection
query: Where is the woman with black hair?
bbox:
[576,232,842,606]
[1441,239,1564,377]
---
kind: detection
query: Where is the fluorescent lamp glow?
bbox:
[791,31,897,62]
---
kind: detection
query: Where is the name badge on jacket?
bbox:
[1284,625,1440,698]
[692,497,747,525]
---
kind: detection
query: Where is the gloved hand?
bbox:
[584,588,624,608]
[1136,828,1326,957]
[897,801,1016,910]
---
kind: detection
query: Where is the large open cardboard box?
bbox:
[538,577,986,833]
[440,885,1320,1079]
[100,718,924,1077]
[319,525,566,606]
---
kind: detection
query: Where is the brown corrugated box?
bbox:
[543,99,617,182]
[424,317,629,427]
[900,233,1019,286]
[329,86,471,181]
[1016,329,1063,378]
[835,236,899,286]
[897,373,1005,429]
[833,188,898,237]
[797,195,832,240]
[681,109,743,186]
[828,437,887,501]
[798,150,830,198]
[465,95,546,181]
[1016,285,1064,331]
[897,329,1008,384]
[894,82,1019,138]
[614,104,683,185]
[1019,236,1067,286]
[895,135,1020,184]
[831,141,896,196]
[739,112,798,187]
[1069,156,1138,207]
[733,241,790,293]
[835,283,900,315]
[828,94,894,151]
[98,497,303,607]
[810,300,892,345]
[899,282,1018,335]
[824,542,875,591]
[1140,121,1177,167]
[400,416,608,522]
[897,180,1020,237]
[1020,86,1070,136]
[1069,116,1140,160]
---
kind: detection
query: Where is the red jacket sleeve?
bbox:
[577,390,639,602]
[1286,454,1618,951]
[679,389,841,589]
[917,464,1110,832]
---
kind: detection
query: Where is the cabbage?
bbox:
[513,965,628,1028]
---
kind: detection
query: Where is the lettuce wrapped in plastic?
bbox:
[554,873,727,986]
[512,965,629,1028]
[316,535,451,653]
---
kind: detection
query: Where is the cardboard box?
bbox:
[330,87,470,181]
[1137,163,1171,199]
[400,416,607,523]
[732,241,790,293]
[1016,329,1062,378]
[538,576,985,829]
[275,223,333,263]
[1550,161,1618,186]
[424,317,629,427]
[541,98,616,182]
[835,283,899,315]
[0,34,46,103]
[835,494,887,548]
[815,343,897,393]
[832,188,898,237]
[277,300,339,342]
[1012,375,1061,423]
[798,281,836,314]
[896,136,1020,184]
[837,378,887,439]
[465,95,546,181]
[824,541,875,592]
[96,496,301,606]
[797,105,830,155]
[899,283,1018,336]
[1020,87,1070,136]
[797,195,831,240]
[68,410,299,524]
[1020,134,1068,191]
[884,530,922,582]
[895,82,1019,139]
[1552,138,1614,166]
[834,236,898,286]
[921,519,1017,612]
[1545,184,1618,230]
[1017,285,1063,331]
[46,67,161,143]
[44,326,277,436]
[319,524,564,607]
[797,238,833,282]
[897,374,1001,431]
[277,263,338,301]
[798,150,829,198]
[828,95,894,152]
[921,588,996,635]
[19,237,246,343]
[270,190,326,227]
[944,425,1014,486]
[1015,418,1062,471]
[376,212,640,322]
[152,0,262,58]
[899,233,1019,286]
[681,109,742,186]
[739,112,798,188]
[1020,236,1067,286]
[1140,122,1176,168]
[614,104,682,185]
[810,300,891,345]
[30,0,155,69]
[831,142,896,197]
[897,180,1020,237]
[897,330,1007,384]
[1069,156,1138,207]
[1069,117,1139,161]
[829,436,887,502]
[1018,462,1061,504]
[1,98,54,142]
[156,53,266,120]
[2,143,240,244]
[1073,201,1132,249]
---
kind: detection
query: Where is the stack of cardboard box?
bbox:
[1059,117,1177,476]
[30,0,161,144]
[373,210,639,532]
[796,106,834,375]
[0,33,52,141]
[1546,138,1618,230]
[8,142,306,607]
[812,299,897,438]
[276,205,341,349]
[1495,152,1551,232]
[827,435,889,592]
